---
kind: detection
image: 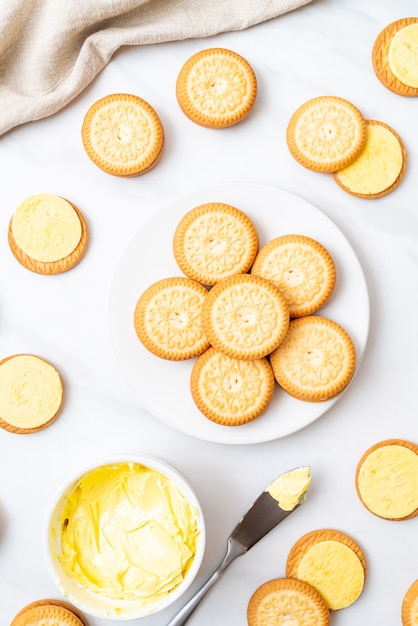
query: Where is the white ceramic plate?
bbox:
[108,183,369,445]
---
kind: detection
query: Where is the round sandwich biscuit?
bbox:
[286,529,366,611]
[8,193,88,274]
[402,579,418,626]
[134,276,210,360]
[333,120,407,198]
[82,93,164,176]
[0,354,64,434]
[176,47,257,128]
[173,202,259,286]
[270,316,356,402]
[251,234,336,317]
[190,347,274,426]
[247,577,330,626]
[201,274,289,360]
[10,599,88,626]
[355,439,418,521]
[372,17,418,96]
[286,95,367,172]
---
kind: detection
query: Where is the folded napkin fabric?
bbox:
[0,0,312,136]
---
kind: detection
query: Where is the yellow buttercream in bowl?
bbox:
[45,457,205,620]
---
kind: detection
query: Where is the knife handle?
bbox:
[166,537,244,626]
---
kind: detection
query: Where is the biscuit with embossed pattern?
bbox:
[247,577,330,626]
[134,277,210,360]
[82,93,164,176]
[190,347,274,425]
[270,316,356,401]
[286,529,366,611]
[251,234,336,317]
[286,96,366,172]
[173,202,258,286]
[201,274,289,360]
[176,48,257,128]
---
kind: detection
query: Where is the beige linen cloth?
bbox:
[0,0,312,137]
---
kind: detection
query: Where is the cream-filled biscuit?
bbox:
[173,202,258,286]
[82,93,164,176]
[190,347,274,426]
[251,234,336,317]
[134,277,210,360]
[270,316,356,402]
[286,96,367,172]
[176,48,257,128]
[201,274,289,360]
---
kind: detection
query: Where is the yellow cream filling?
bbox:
[335,124,403,194]
[388,23,418,87]
[358,444,418,518]
[267,466,311,511]
[12,193,82,262]
[297,540,364,610]
[57,463,200,606]
[0,355,62,428]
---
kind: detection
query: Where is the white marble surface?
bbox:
[1,0,418,624]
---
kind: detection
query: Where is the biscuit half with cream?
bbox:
[0,354,64,434]
[173,202,258,286]
[333,120,407,198]
[286,528,366,611]
[10,599,88,626]
[8,193,88,274]
[247,577,330,626]
[190,347,274,426]
[251,234,336,317]
[134,277,210,360]
[355,439,418,521]
[372,17,418,96]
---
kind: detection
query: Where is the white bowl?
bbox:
[44,454,206,620]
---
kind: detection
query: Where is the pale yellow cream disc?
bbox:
[335,124,403,195]
[388,23,418,88]
[12,193,82,262]
[297,540,364,610]
[358,444,418,519]
[0,355,62,429]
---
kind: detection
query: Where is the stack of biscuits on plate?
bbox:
[134,201,356,426]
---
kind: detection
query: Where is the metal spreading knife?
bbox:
[166,466,311,626]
